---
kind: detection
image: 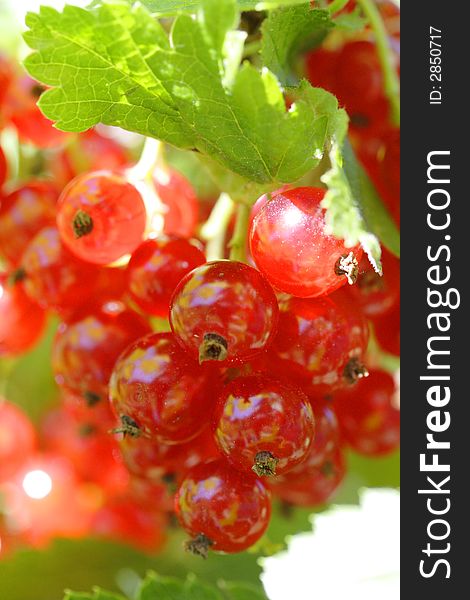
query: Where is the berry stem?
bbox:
[129,136,164,181]
[200,192,235,261]
[242,40,262,59]
[327,0,350,14]
[356,0,400,126]
[229,203,250,263]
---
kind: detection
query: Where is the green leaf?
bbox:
[333,7,368,31]
[64,590,126,600]
[261,4,334,86]
[321,138,400,272]
[130,0,309,16]
[23,0,345,186]
[219,581,268,600]
[139,572,224,600]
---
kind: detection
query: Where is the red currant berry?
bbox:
[52,299,151,405]
[4,76,68,148]
[303,398,340,468]
[269,289,369,395]
[57,170,147,265]
[20,227,101,312]
[174,459,271,555]
[119,426,219,483]
[92,496,166,552]
[305,47,340,98]
[127,236,206,317]
[373,303,400,356]
[213,375,315,477]
[0,52,14,107]
[153,168,199,237]
[0,399,37,482]
[270,448,346,507]
[52,128,130,188]
[41,407,129,494]
[109,332,220,444]
[170,260,279,364]
[334,368,400,456]
[0,181,57,266]
[0,272,46,356]
[345,248,400,318]
[249,187,363,297]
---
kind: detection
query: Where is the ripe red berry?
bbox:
[0,272,46,356]
[213,375,315,477]
[20,227,101,312]
[119,426,219,483]
[153,168,199,238]
[249,187,363,297]
[109,332,220,444]
[174,459,271,555]
[56,170,147,265]
[373,303,400,356]
[269,289,369,396]
[4,76,68,148]
[270,448,346,507]
[303,398,340,468]
[334,368,400,456]
[169,260,279,364]
[127,236,206,317]
[0,181,58,266]
[52,299,151,405]
[0,399,37,482]
[345,248,400,318]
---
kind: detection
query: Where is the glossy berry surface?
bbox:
[127,236,206,317]
[174,459,271,554]
[169,260,278,364]
[271,448,346,507]
[109,332,219,444]
[0,181,58,266]
[373,303,400,356]
[153,168,199,238]
[52,299,151,405]
[249,187,363,297]
[20,227,101,312]
[303,398,340,468]
[269,289,369,395]
[0,400,37,482]
[0,273,47,356]
[334,369,400,456]
[213,375,315,476]
[57,170,147,265]
[0,146,7,188]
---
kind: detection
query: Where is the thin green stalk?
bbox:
[356,0,400,126]
[242,39,262,60]
[200,192,235,261]
[229,203,250,263]
[327,0,351,14]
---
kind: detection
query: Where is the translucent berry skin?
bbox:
[0,399,37,482]
[174,459,271,553]
[153,168,199,238]
[20,227,101,312]
[249,187,363,298]
[373,303,400,357]
[52,299,151,405]
[57,170,147,265]
[270,448,346,507]
[213,376,315,476]
[119,426,219,482]
[269,289,369,395]
[169,260,279,364]
[346,248,400,318]
[334,369,400,456]
[0,273,47,356]
[127,236,206,317]
[109,332,219,444]
[0,181,57,266]
[303,398,340,468]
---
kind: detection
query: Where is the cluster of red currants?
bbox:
[1,27,399,558]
